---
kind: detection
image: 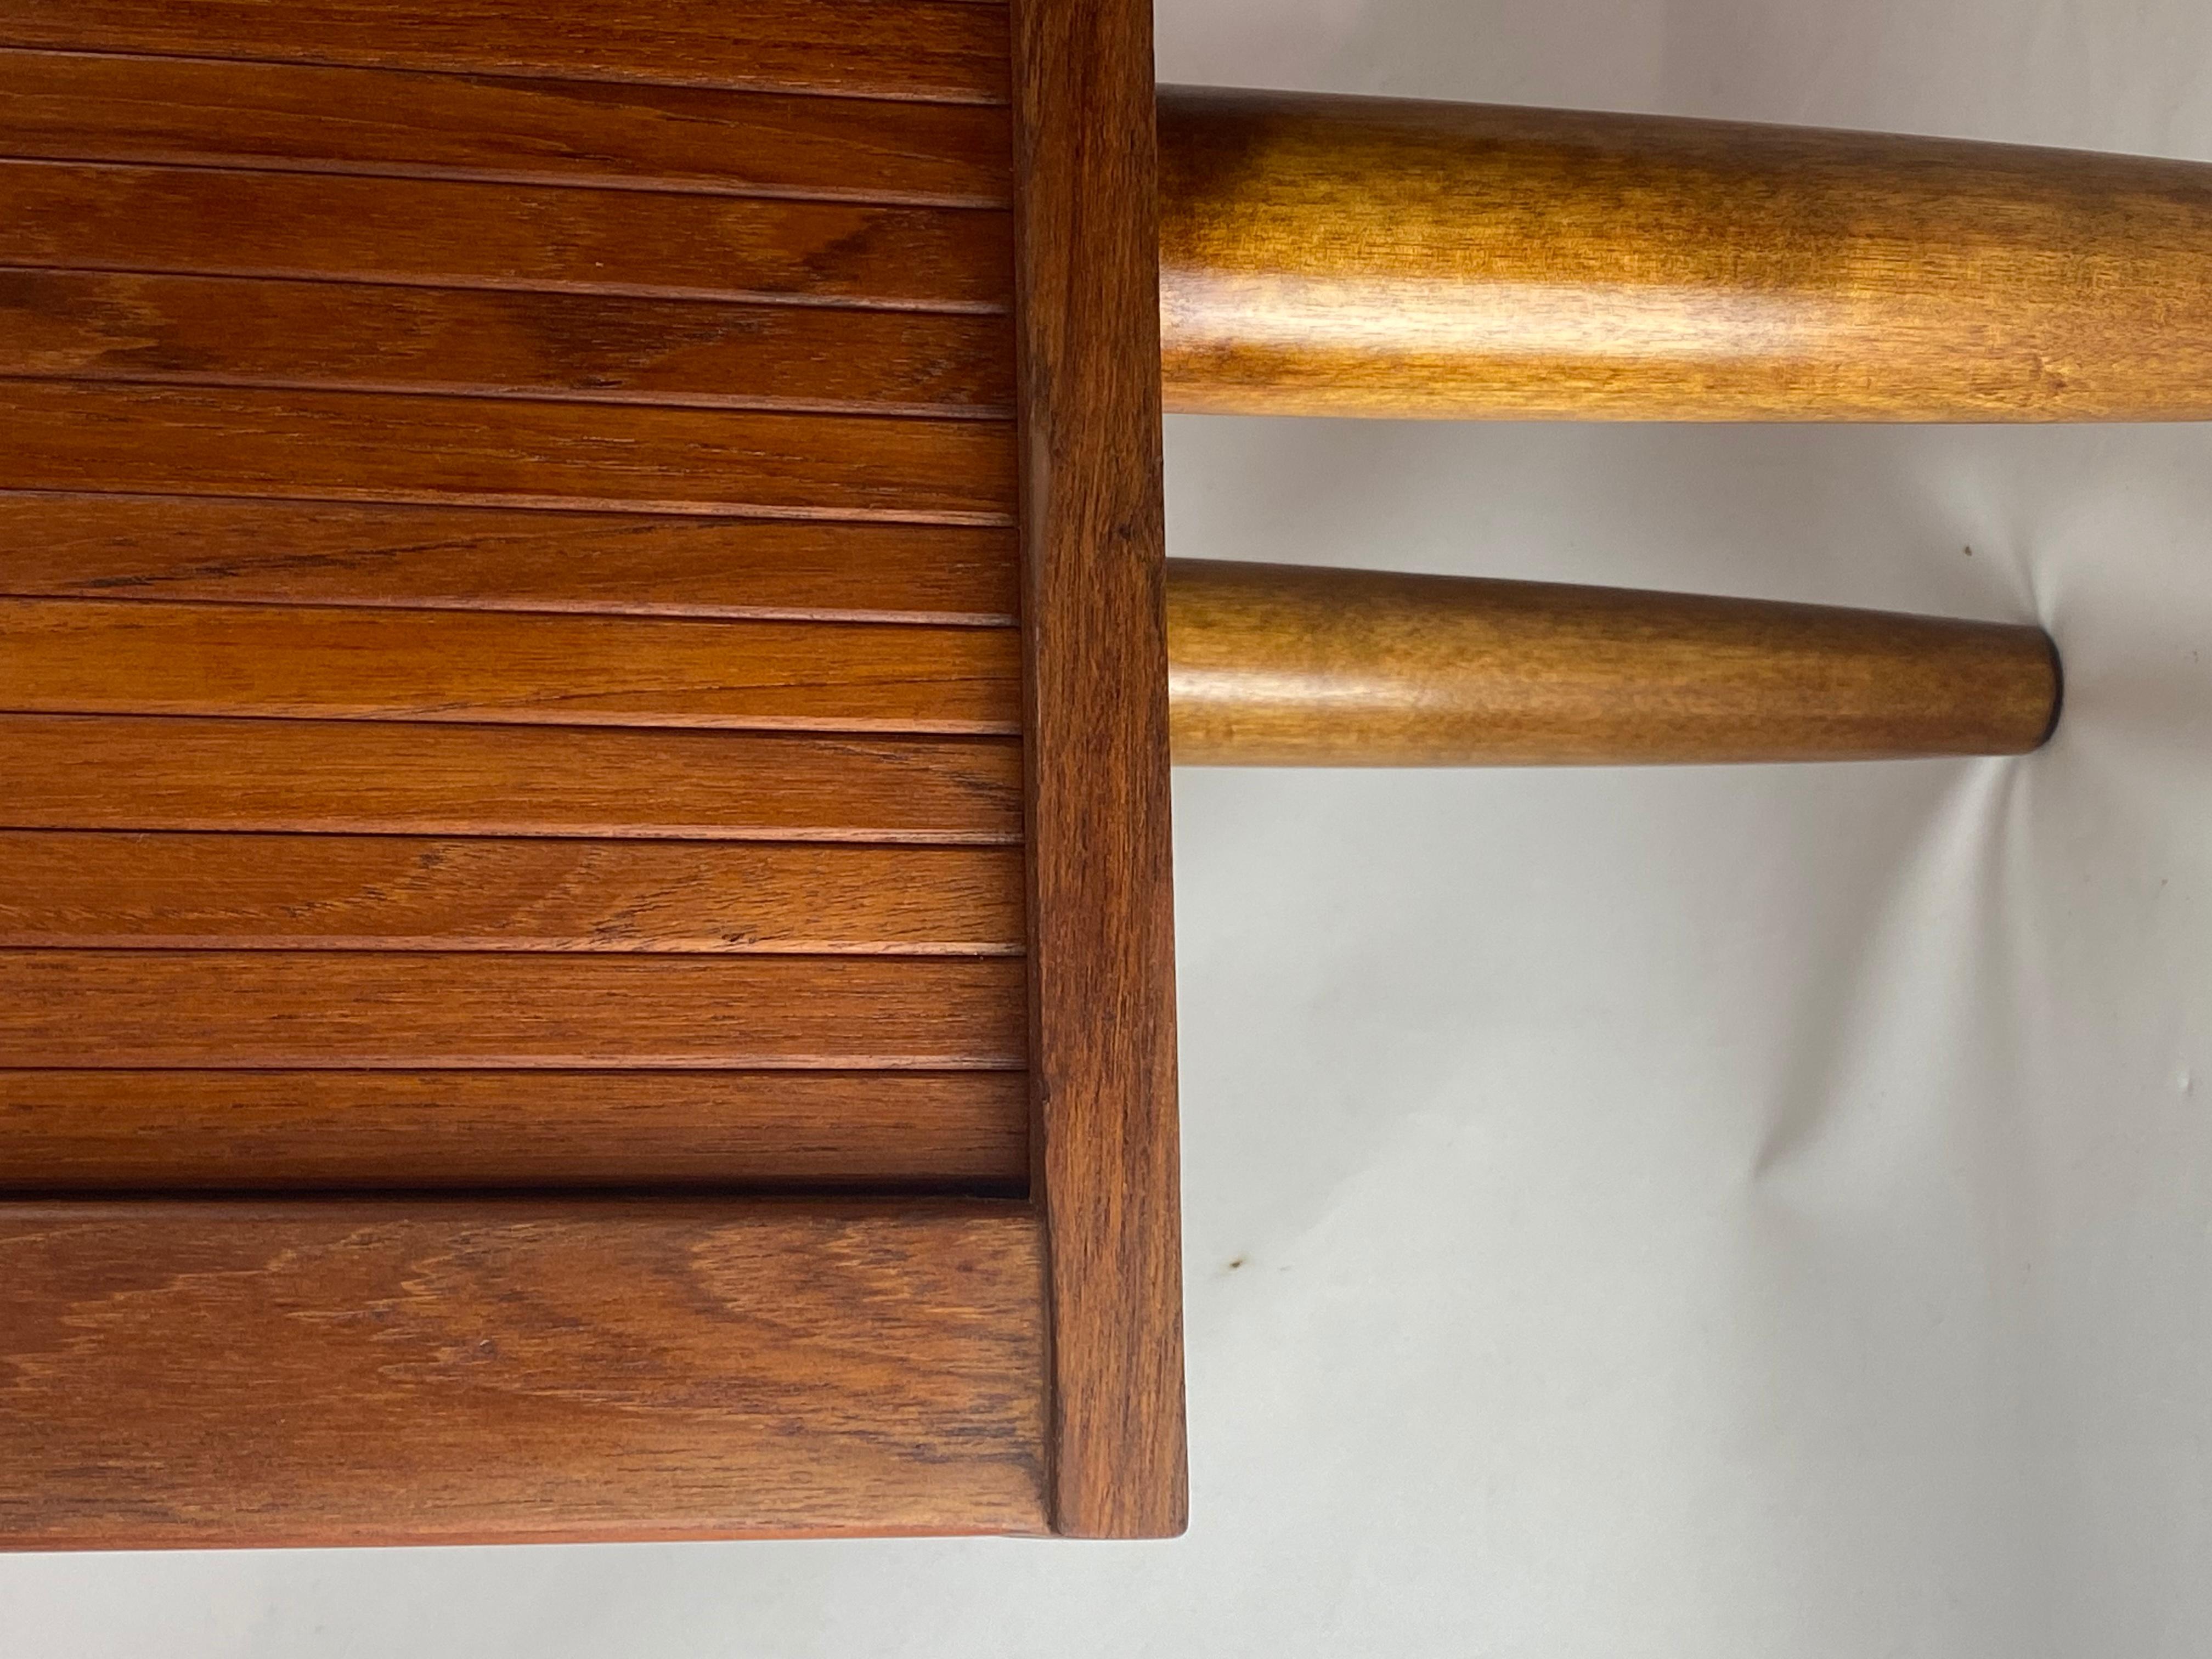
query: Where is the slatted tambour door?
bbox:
[0,3,1088,1545]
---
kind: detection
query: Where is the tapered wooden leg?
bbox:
[1165,560,2058,765]
[1157,87,2212,421]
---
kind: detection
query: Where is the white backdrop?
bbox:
[8,2,2212,1654]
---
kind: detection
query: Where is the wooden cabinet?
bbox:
[0,0,1183,1544]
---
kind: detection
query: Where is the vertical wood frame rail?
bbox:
[1009,0,1190,1538]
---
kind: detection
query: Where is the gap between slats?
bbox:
[0,48,1013,207]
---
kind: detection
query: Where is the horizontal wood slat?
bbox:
[0,1,1013,106]
[0,951,1029,1068]
[0,1201,1047,1546]
[0,599,1022,732]
[0,715,1023,841]
[0,381,1015,520]
[0,162,1011,309]
[0,833,1024,953]
[0,270,1015,415]
[0,48,1012,205]
[0,494,1020,623]
[0,1071,1030,1191]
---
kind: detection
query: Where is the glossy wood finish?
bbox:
[1011,0,1187,1538]
[0,834,1023,953]
[0,716,1024,840]
[1157,86,2212,420]
[0,600,1020,732]
[0,951,1028,1069]
[0,162,1010,310]
[0,1202,1047,1547]
[0,48,1012,204]
[0,381,1012,520]
[0,1,1013,105]
[0,495,1020,624]
[1166,560,2058,765]
[0,270,1014,416]
[0,0,1212,1551]
[0,1073,1030,1192]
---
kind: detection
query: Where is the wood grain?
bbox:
[0,1072,1029,1191]
[0,48,1012,204]
[0,715,1023,841]
[0,161,1011,310]
[1011,0,1188,1538]
[1165,560,2061,764]
[0,270,1013,415]
[0,833,1024,953]
[1158,86,2212,420]
[0,494,1020,624]
[0,381,1013,521]
[0,951,1028,1068]
[0,1,1012,105]
[0,1201,1047,1547]
[0,599,1021,732]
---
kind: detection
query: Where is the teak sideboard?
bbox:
[14,0,2211,1549]
[0,0,1179,1545]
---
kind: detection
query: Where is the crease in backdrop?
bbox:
[4,1,2212,1654]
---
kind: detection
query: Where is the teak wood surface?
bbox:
[0,47,1013,203]
[0,834,1024,954]
[0,1073,1031,1193]
[1158,85,2212,421]
[0,716,1025,840]
[1011,0,1188,1538]
[0,0,1014,104]
[1166,561,2059,765]
[0,1202,1048,1548]
[0,161,1012,310]
[0,951,1031,1069]
[0,0,1187,1549]
[0,381,1015,520]
[0,494,1022,623]
[0,0,2092,1554]
[0,599,1022,732]
[0,268,1015,416]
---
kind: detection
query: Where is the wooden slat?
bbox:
[0,48,1012,205]
[0,162,1011,309]
[0,495,1020,624]
[0,1,1013,106]
[0,951,1028,1068]
[0,1072,1030,1190]
[0,715,1023,841]
[0,600,1021,732]
[0,381,1013,520]
[1012,0,1189,1537]
[0,833,1023,953]
[0,271,1014,415]
[0,1202,1047,1547]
